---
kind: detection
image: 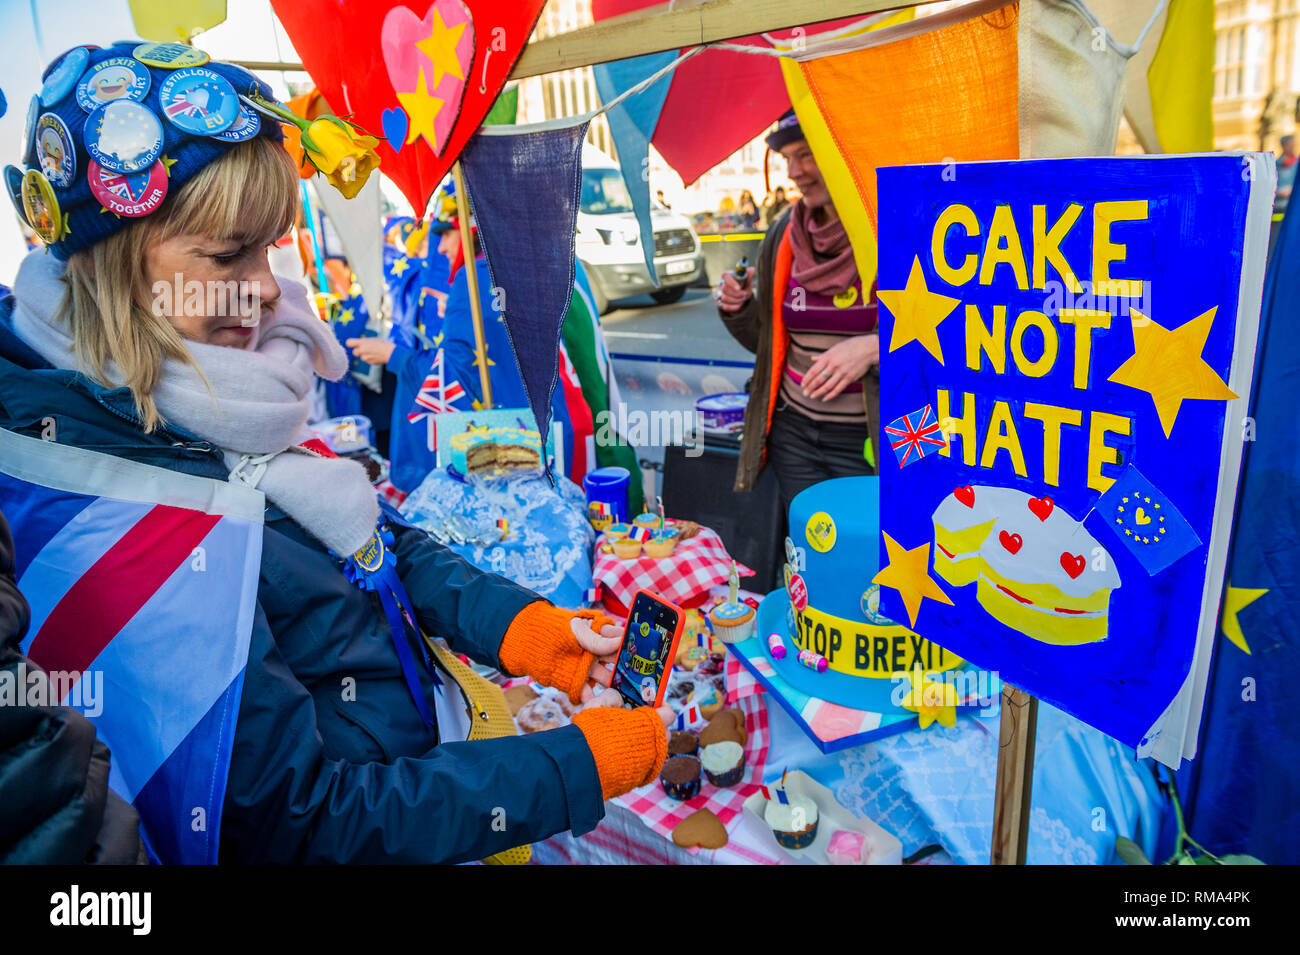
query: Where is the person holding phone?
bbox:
[716,110,880,509]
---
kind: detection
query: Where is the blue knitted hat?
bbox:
[765,109,804,152]
[9,41,285,262]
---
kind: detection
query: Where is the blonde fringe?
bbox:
[57,137,300,432]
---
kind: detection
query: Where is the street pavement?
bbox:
[600,288,754,363]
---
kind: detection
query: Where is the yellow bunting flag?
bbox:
[128,0,227,42]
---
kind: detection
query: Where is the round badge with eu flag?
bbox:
[88,158,168,217]
[76,57,151,112]
[85,100,163,175]
[133,42,210,69]
[158,67,239,135]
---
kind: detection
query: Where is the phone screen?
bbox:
[611,593,679,708]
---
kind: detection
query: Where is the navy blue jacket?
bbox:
[0,295,605,863]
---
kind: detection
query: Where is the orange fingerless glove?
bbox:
[571,705,668,801]
[498,601,616,703]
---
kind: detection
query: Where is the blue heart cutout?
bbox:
[381,107,408,154]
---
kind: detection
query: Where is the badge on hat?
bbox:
[34,114,76,188]
[4,165,26,219]
[85,100,164,175]
[77,57,151,112]
[40,46,90,107]
[132,42,210,70]
[158,67,239,135]
[88,158,168,218]
[213,101,261,143]
[21,169,66,244]
[21,96,40,167]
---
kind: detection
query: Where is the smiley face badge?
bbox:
[35,113,76,188]
[76,57,151,111]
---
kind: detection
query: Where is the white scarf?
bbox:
[12,251,379,557]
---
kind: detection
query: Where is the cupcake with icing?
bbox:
[613,538,643,559]
[604,522,632,541]
[644,530,677,559]
[700,740,745,787]
[764,793,819,849]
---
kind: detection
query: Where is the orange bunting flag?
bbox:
[780,0,1020,292]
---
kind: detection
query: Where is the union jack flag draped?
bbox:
[0,428,262,864]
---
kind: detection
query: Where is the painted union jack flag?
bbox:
[407,348,467,449]
[163,96,208,121]
[884,403,948,468]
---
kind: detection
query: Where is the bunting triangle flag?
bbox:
[460,122,591,476]
[781,0,1139,291]
[593,51,678,280]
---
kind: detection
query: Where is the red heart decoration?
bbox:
[998,531,1022,555]
[1060,553,1086,579]
[953,485,975,508]
[1028,496,1054,521]
[271,0,547,216]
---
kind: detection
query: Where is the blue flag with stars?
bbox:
[1093,466,1201,575]
[1171,182,1300,864]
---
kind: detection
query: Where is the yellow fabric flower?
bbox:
[900,667,958,729]
[301,119,381,199]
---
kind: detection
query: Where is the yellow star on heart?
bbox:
[875,256,961,365]
[397,66,445,150]
[416,10,467,87]
[1221,583,1267,655]
[871,531,953,628]
[337,307,354,324]
[899,667,958,729]
[1107,307,1238,438]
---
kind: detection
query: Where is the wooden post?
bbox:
[990,685,1038,865]
[451,161,493,411]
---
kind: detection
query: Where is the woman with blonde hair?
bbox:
[0,43,668,863]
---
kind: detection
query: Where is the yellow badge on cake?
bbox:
[805,512,837,553]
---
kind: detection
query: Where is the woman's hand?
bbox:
[716,267,755,313]
[801,333,879,401]
[345,337,396,365]
[570,616,621,702]
[578,688,675,729]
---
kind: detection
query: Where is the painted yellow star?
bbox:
[899,667,958,729]
[1221,583,1267,655]
[397,66,445,151]
[416,10,466,87]
[390,256,410,277]
[1107,307,1238,438]
[875,256,961,364]
[871,531,953,628]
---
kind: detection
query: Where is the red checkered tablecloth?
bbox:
[593,526,752,611]
[611,690,769,845]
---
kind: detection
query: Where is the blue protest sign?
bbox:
[874,154,1273,765]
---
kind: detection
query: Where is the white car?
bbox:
[575,146,705,313]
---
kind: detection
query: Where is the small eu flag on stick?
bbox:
[1094,465,1201,575]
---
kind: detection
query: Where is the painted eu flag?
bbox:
[1094,466,1202,575]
